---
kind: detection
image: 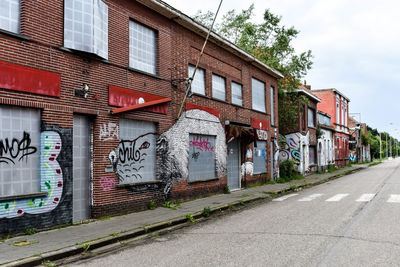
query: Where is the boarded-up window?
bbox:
[309,146,316,164]
[0,106,40,196]
[117,119,157,184]
[188,134,216,181]
[253,141,267,174]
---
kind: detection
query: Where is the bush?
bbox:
[279,160,295,179]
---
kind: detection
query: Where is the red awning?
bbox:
[111,97,171,114]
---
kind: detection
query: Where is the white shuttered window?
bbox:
[129,21,157,75]
[188,65,205,95]
[64,0,108,59]
[231,82,242,106]
[212,74,226,101]
[0,0,20,33]
[0,106,41,196]
[252,78,265,112]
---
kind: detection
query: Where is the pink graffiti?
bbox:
[190,136,214,152]
[100,177,117,191]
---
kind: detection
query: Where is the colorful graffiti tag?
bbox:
[349,151,357,162]
[0,131,63,218]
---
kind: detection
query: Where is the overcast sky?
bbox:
[164,0,400,139]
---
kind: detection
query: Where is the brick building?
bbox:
[312,89,350,166]
[348,117,371,163]
[278,85,320,175]
[317,111,335,170]
[0,0,282,234]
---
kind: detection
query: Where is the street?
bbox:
[71,159,400,267]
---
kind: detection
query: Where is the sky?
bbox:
[163,0,400,139]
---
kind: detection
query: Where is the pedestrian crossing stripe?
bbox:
[271,193,400,203]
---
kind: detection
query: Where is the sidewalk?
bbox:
[0,163,370,266]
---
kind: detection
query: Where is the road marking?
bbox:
[298,194,323,202]
[356,194,376,202]
[387,194,400,203]
[325,194,349,202]
[272,193,299,202]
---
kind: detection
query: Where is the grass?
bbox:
[223,185,231,194]
[201,207,211,217]
[24,228,37,235]
[148,200,157,210]
[110,232,118,237]
[186,214,195,223]
[369,160,383,167]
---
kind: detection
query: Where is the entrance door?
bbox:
[73,115,91,222]
[227,139,240,190]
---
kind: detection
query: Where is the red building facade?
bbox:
[312,89,350,166]
[0,0,282,234]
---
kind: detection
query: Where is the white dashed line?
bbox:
[356,194,376,202]
[272,194,299,202]
[298,194,323,202]
[387,194,400,203]
[326,194,349,202]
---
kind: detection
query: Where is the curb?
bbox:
[2,166,367,266]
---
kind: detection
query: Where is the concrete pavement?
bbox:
[0,163,372,266]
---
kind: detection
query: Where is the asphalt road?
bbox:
[71,159,400,267]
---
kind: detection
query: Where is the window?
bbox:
[253,141,267,173]
[308,108,315,127]
[117,119,157,184]
[64,0,108,59]
[0,0,19,33]
[318,113,331,127]
[231,81,242,106]
[252,78,265,112]
[336,98,339,126]
[189,134,216,181]
[270,86,275,125]
[0,106,41,196]
[212,74,226,101]
[344,102,348,127]
[309,146,316,164]
[188,65,205,95]
[130,21,157,75]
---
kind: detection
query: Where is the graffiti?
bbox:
[109,133,156,183]
[156,137,181,198]
[349,151,357,162]
[191,152,200,160]
[241,147,253,176]
[256,129,268,141]
[99,122,119,141]
[0,131,37,165]
[292,150,301,165]
[99,177,117,191]
[0,131,63,219]
[273,139,280,178]
[159,109,226,182]
[189,135,214,152]
[278,132,310,174]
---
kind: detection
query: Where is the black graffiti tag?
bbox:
[0,131,38,164]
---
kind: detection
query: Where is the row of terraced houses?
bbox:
[0,0,369,234]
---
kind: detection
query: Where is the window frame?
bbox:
[188,64,206,96]
[188,134,217,182]
[252,78,266,113]
[211,73,226,101]
[307,107,315,128]
[231,81,243,106]
[0,0,20,34]
[270,86,275,125]
[129,20,158,75]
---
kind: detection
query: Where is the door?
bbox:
[227,139,240,190]
[73,115,91,222]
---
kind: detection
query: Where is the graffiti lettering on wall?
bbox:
[157,137,181,198]
[191,152,200,161]
[278,132,310,174]
[0,132,37,164]
[190,135,214,152]
[100,122,119,141]
[349,151,357,162]
[109,133,156,183]
[256,129,268,141]
[0,131,63,218]
[279,135,300,165]
[99,177,117,191]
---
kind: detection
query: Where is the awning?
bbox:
[111,98,171,114]
[109,85,171,115]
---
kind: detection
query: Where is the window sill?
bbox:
[188,177,219,184]
[0,29,30,41]
[251,109,268,115]
[127,67,162,80]
[58,46,108,62]
[308,126,317,129]
[116,180,162,188]
[231,103,243,108]
[0,192,48,202]
[211,97,229,104]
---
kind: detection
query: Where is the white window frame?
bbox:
[231,81,242,106]
[270,86,275,125]
[64,0,108,59]
[129,20,157,75]
[212,74,226,101]
[0,106,41,197]
[188,65,205,95]
[308,108,315,127]
[0,0,20,34]
[252,78,265,113]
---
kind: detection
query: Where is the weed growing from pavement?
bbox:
[223,185,231,194]
[369,160,383,167]
[24,228,37,235]
[110,232,118,237]
[202,207,211,217]
[228,203,235,210]
[241,194,251,197]
[12,240,39,247]
[42,260,57,267]
[163,201,181,210]
[186,214,195,223]
[239,200,245,205]
[148,200,157,210]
